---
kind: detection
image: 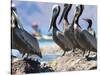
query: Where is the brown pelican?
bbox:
[49,5,72,56]
[59,4,81,53]
[73,5,97,58]
[83,18,96,37]
[11,4,24,29]
[11,6,42,58]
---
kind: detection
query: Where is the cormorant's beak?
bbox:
[83,18,88,22]
[83,18,92,29]
[58,5,68,25]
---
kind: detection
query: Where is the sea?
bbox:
[12,39,62,62]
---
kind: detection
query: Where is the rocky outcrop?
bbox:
[11,58,54,74]
[11,48,97,74]
[47,49,97,71]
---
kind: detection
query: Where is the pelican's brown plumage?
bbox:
[11,6,42,58]
[49,5,73,56]
[59,4,81,53]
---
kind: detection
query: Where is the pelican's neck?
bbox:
[11,11,18,29]
[63,19,69,31]
[73,5,84,29]
[88,28,93,33]
[88,28,95,37]
[63,5,72,31]
[64,12,69,25]
[52,26,56,35]
[74,21,82,32]
[75,16,79,25]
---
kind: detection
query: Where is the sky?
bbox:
[12,1,97,35]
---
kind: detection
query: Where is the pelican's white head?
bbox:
[49,4,60,31]
[52,4,59,11]
[11,14,16,28]
[12,3,15,8]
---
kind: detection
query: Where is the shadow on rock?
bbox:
[41,63,54,72]
[24,58,41,73]
[11,58,54,74]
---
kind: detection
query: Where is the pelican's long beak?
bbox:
[49,5,60,31]
[58,4,68,25]
[48,11,56,32]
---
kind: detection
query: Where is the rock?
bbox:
[11,58,54,74]
[47,49,97,71]
[11,58,41,74]
[11,49,97,74]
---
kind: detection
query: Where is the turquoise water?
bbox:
[12,40,61,61]
[38,39,55,47]
[30,54,61,62]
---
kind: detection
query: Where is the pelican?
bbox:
[58,4,70,25]
[11,3,24,29]
[11,6,42,58]
[59,4,81,53]
[73,5,97,58]
[49,5,72,56]
[83,18,96,37]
